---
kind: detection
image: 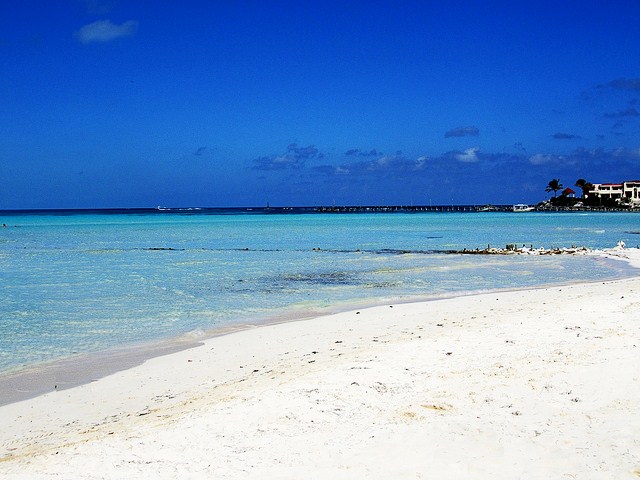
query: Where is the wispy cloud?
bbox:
[313,153,427,178]
[345,148,381,157]
[258,139,640,198]
[288,144,322,159]
[597,78,640,91]
[314,165,352,176]
[252,144,324,171]
[454,147,480,162]
[444,126,479,138]
[513,142,526,153]
[610,146,640,158]
[552,132,581,140]
[74,19,138,44]
[193,147,207,156]
[603,107,639,118]
[529,146,640,167]
[529,153,565,165]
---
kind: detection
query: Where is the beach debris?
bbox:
[445,245,591,256]
[421,404,450,411]
[372,382,388,393]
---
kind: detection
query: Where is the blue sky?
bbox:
[2,1,640,208]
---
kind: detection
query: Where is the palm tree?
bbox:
[545,179,563,197]
[575,178,594,198]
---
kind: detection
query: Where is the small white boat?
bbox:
[512,204,534,212]
[477,204,497,212]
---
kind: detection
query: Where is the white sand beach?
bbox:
[0,250,639,479]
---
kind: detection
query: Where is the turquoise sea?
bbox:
[1,209,639,376]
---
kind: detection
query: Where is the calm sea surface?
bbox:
[1,209,639,375]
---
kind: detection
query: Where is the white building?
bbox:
[590,183,623,200]
[589,180,640,204]
[623,180,640,204]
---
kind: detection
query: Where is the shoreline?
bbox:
[0,247,637,407]
[0,250,639,477]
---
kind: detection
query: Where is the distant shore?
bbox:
[2,203,639,216]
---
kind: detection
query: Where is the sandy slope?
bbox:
[0,252,639,479]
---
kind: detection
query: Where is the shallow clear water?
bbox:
[1,210,638,374]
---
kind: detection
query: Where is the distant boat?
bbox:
[512,204,535,212]
[477,204,497,212]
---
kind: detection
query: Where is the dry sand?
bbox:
[0,250,639,479]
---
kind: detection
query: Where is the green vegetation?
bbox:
[575,178,594,197]
[545,179,563,197]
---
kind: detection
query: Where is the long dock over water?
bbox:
[1,204,636,217]
[313,205,484,213]
[312,204,634,213]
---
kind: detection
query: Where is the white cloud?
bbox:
[272,155,298,167]
[375,156,392,167]
[445,126,479,138]
[529,153,552,165]
[75,19,138,44]
[414,156,428,169]
[529,153,564,165]
[612,146,640,158]
[455,147,480,163]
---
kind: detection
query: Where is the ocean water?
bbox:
[1,209,638,375]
